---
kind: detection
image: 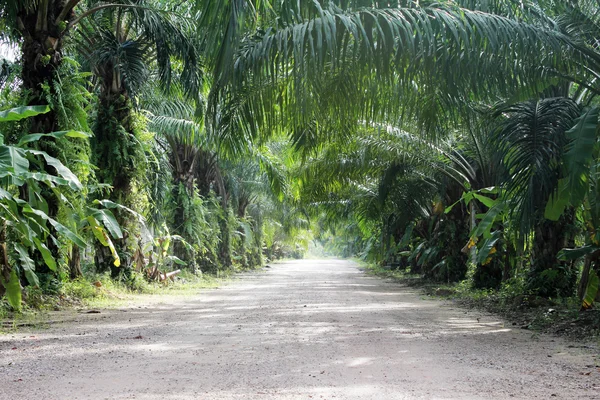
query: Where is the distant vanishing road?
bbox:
[1,259,599,399]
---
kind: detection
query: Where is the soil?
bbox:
[1,259,599,399]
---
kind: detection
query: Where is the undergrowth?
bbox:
[0,267,246,329]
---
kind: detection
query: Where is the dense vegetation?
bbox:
[1,0,600,323]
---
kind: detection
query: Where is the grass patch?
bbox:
[0,267,256,333]
[72,270,228,309]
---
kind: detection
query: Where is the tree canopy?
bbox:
[1,0,600,318]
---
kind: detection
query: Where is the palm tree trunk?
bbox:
[218,211,232,269]
[18,1,78,277]
[92,92,143,274]
[170,146,198,264]
[19,0,80,128]
[0,222,10,298]
[20,1,64,104]
[578,256,593,303]
[69,246,82,279]
[214,167,232,269]
[503,240,514,281]
[469,201,476,265]
[171,183,193,264]
[578,250,600,307]
[528,210,577,297]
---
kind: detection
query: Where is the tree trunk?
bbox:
[17,1,79,276]
[92,92,143,274]
[578,255,593,303]
[195,152,217,197]
[69,245,82,279]
[503,239,514,282]
[170,145,198,265]
[577,250,600,308]
[170,182,193,265]
[93,94,138,198]
[213,166,232,269]
[218,213,232,269]
[0,223,10,297]
[528,210,577,297]
[19,1,80,133]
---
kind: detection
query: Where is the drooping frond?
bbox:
[75,0,201,99]
[225,3,575,135]
[493,97,581,231]
[555,0,600,98]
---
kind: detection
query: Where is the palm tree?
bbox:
[491,97,582,296]
[0,0,77,121]
[77,2,199,195]
[69,2,200,271]
[0,1,175,127]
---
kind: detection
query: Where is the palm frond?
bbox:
[231,5,572,119]
[493,97,581,231]
[76,0,201,98]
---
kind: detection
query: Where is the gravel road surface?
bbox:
[1,259,599,399]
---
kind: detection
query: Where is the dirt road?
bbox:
[1,259,599,399]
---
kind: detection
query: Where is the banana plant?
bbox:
[0,105,89,310]
[141,228,190,281]
[0,106,129,310]
[445,187,505,255]
[546,106,600,308]
[82,200,128,268]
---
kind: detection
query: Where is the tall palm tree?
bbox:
[491,97,581,296]
[70,2,200,271]
[0,0,78,123]
[76,1,199,197]
[0,0,177,128]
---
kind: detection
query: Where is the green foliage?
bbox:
[61,278,102,301]
[527,265,578,299]
[6,0,600,321]
[1,269,22,312]
[169,186,221,271]
[0,106,90,309]
[42,58,93,132]
[91,98,148,197]
[546,107,600,219]
[75,0,200,99]
[557,245,599,261]
[142,228,192,277]
[493,98,581,232]
[0,106,50,122]
[475,231,502,266]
